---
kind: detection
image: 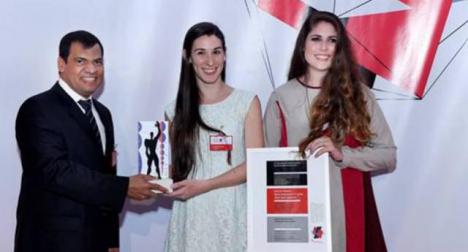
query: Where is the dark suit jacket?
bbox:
[15,83,129,252]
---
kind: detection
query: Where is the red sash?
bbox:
[276,102,386,251]
[340,136,387,252]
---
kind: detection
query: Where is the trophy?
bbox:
[138,121,173,192]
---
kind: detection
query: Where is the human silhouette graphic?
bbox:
[145,122,162,178]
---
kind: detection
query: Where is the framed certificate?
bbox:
[247,147,332,252]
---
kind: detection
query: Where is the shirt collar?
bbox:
[58,78,92,103]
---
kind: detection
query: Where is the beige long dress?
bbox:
[264,78,396,252]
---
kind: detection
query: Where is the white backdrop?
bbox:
[1,0,468,251]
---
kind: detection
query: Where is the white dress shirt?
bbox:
[58,79,106,153]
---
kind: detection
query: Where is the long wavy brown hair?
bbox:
[288,11,372,155]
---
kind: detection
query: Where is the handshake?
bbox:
[126,174,169,201]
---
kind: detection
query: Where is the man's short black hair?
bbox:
[59,30,104,62]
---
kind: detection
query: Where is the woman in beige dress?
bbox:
[264,10,396,252]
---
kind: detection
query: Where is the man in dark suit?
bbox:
[15,30,167,252]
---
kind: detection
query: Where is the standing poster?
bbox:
[247,147,331,252]
[138,121,173,191]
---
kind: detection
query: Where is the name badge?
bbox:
[209,135,233,151]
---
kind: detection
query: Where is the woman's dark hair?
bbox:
[287,11,372,154]
[171,22,228,182]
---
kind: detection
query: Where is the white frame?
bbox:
[247,147,332,252]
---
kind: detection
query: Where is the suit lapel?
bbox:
[94,101,113,155]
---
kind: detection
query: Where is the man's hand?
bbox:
[127,174,168,200]
[111,150,118,167]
